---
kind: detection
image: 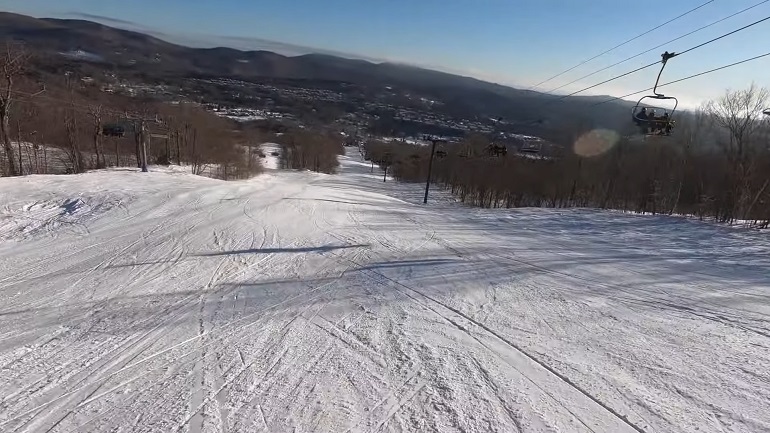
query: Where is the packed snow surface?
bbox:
[1,149,769,433]
[258,143,281,171]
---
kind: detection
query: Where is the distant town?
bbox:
[90,71,553,156]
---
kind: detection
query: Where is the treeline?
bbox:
[0,44,264,180]
[365,85,770,228]
[275,128,345,174]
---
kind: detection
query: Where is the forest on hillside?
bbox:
[0,44,344,178]
[365,84,770,228]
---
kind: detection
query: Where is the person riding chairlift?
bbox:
[636,107,647,121]
[634,107,650,134]
[653,109,673,135]
[647,109,657,134]
[644,110,672,135]
[635,107,671,135]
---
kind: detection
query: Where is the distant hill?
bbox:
[0,12,641,135]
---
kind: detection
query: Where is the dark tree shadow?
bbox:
[282,197,372,206]
[194,244,369,257]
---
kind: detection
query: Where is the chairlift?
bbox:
[631,51,678,137]
[520,142,542,154]
[456,143,476,158]
[102,123,126,137]
[486,143,507,157]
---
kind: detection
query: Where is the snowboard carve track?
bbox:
[332,251,647,433]
[0,271,346,431]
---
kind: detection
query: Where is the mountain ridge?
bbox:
[0,11,636,133]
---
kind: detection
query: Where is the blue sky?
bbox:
[3,0,770,108]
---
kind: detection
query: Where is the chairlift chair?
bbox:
[631,51,678,137]
[102,123,126,137]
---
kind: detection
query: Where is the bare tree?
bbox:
[0,43,30,176]
[669,106,708,214]
[705,83,770,220]
[62,72,85,173]
[88,103,105,168]
[278,128,343,174]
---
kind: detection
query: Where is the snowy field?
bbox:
[0,148,769,432]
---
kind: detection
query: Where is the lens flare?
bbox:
[573,129,620,157]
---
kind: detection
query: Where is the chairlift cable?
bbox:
[526,0,715,90]
[542,13,770,105]
[545,0,770,94]
[677,14,770,56]
[591,50,770,106]
[551,62,659,101]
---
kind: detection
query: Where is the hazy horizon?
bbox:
[2,0,769,110]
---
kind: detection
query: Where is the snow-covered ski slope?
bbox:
[1,148,769,433]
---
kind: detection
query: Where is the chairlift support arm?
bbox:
[653,51,676,97]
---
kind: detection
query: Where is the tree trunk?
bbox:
[135,126,142,168]
[16,118,23,175]
[66,120,83,173]
[191,128,199,175]
[746,178,769,222]
[90,108,104,169]
[175,131,181,165]
[93,132,102,169]
[0,109,17,176]
[32,142,38,174]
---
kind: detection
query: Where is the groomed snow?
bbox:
[258,143,281,170]
[0,149,769,433]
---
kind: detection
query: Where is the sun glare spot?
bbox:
[573,129,620,157]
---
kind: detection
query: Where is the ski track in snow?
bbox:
[0,149,769,432]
